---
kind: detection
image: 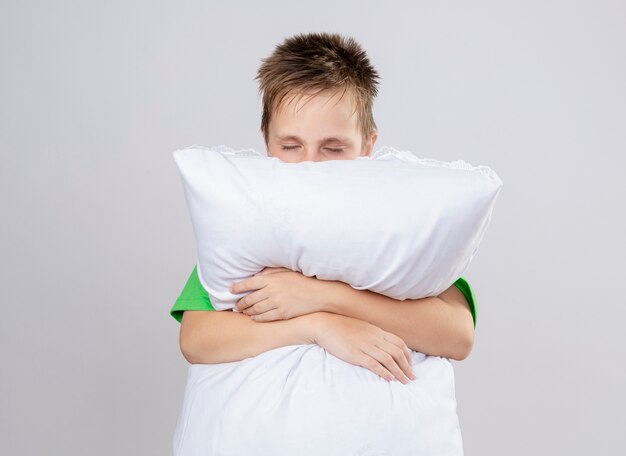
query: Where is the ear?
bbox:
[362,131,379,156]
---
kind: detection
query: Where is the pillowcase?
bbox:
[173,144,503,311]
[173,344,463,454]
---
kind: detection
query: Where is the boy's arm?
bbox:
[173,266,473,362]
[318,280,475,360]
[180,308,418,383]
[180,310,318,364]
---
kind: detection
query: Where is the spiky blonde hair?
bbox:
[255,32,381,150]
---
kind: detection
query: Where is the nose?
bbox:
[304,150,322,162]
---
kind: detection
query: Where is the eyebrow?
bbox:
[275,134,352,143]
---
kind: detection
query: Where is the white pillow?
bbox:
[173,344,464,455]
[173,144,502,311]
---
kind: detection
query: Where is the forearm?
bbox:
[179,309,318,364]
[321,281,470,360]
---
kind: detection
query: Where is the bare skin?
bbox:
[179,89,474,384]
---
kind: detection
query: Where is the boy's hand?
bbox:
[230,267,334,321]
[311,312,416,384]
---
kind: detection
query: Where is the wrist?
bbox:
[301,311,334,345]
[292,312,323,345]
[316,279,348,314]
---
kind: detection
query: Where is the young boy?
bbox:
[171,32,477,385]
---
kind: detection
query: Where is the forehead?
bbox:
[277,88,357,116]
[271,89,359,139]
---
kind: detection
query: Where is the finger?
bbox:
[241,297,272,316]
[230,275,267,294]
[383,333,414,374]
[236,289,271,312]
[378,339,416,381]
[249,307,282,322]
[358,352,395,381]
[362,344,411,384]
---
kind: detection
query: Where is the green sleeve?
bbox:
[170,265,216,323]
[452,276,477,329]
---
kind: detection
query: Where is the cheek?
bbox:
[276,152,293,162]
[341,149,361,160]
[269,150,298,163]
[266,147,281,159]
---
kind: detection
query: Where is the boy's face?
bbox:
[265,89,378,163]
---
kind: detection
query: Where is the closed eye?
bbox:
[281,145,344,153]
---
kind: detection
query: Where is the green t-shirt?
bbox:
[170,265,478,329]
